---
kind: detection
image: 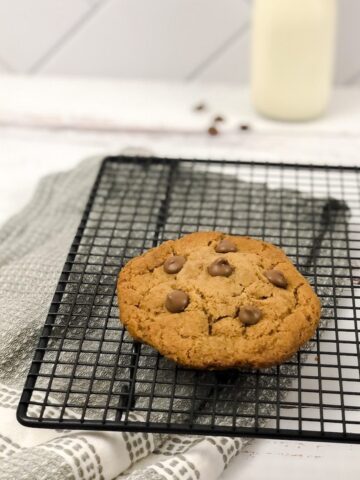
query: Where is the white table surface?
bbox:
[0,75,359,479]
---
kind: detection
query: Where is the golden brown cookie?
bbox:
[118,232,321,369]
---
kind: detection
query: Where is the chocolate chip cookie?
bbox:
[118,232,321,369]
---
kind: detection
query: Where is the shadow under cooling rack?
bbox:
[17,156,360,443]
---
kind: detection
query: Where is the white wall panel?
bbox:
[335,0,360,84]
[0,0,90,72]
[39,0,250,79]
[194,28,250,83]
[0,58,12,73]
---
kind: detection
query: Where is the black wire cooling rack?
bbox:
[17,156,360,443]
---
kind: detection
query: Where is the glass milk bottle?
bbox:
[251,0,337,121]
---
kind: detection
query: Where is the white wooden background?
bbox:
[0,0,360,84]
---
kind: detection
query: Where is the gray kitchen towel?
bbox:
[0,157,349,480]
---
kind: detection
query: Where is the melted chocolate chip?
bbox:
[208,125,219,136]
[207,258,234,277]
[238,306,262,325]
[215,239,237,253]
[264,269,288,288]
[163,255,186,274]
[165,290,189,313]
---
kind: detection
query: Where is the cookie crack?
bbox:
[293,282,306,308]
[213,314,232,323]
[193,286,214,335]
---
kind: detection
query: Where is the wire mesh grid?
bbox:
[17,156,360,442]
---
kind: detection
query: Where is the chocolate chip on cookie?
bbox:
[238,306,262,325]
[165,290,189,313]
[208,258,234,277]
[215,239,237,253]
[164,255,186,274]
[265,269,288,288]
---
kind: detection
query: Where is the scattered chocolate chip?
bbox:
[215,239,237,253]
[214,115,225,123]
[207,125,219,136]
[194,102,206,112]
[238,306,262,325]
[239,123,250,131]
[208,258,234,277]
[165,290,189,313]
[164,255,186,274]
[264,269,288,288]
